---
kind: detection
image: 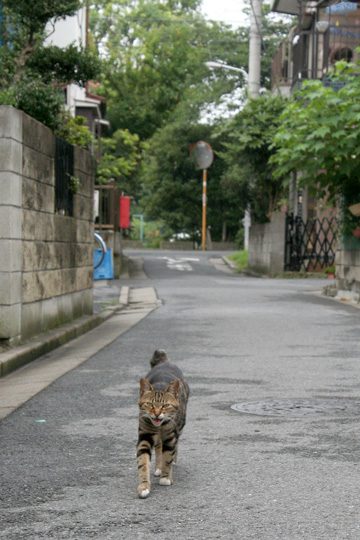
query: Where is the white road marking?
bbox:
[161,257,200,272]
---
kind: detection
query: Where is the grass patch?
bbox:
[228,250,249,272]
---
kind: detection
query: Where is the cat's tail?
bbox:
[150,349,168,367]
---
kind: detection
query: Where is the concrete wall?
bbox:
[336,238,360,301]
[248,212,286,274]
[0,106,94,344]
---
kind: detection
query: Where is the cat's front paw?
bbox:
[137,484,150,498]
[154,468,162,477]
[159,477,172,486]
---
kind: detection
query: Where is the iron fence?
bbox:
[55,137,74,216]
[285,214,338,272]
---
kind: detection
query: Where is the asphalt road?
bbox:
[1,249,360,539]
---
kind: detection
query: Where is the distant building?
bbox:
[46,6,109,139]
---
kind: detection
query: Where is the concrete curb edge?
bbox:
[0,286,131,378]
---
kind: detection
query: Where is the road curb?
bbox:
[222,256,237,271]
[119,285,130,306]
[0,287,130,378]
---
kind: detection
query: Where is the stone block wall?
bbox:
[0,106,94,344]
[336,238,360,301]
[248,212,286,274]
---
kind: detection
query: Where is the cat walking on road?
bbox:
[136,350,189,499]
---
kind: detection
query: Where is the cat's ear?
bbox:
[166,379,180,398]
[139,378,153,395]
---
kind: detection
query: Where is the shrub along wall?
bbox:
[0,106,94,344]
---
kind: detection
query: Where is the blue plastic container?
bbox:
[93,248,114,280]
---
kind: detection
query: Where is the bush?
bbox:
[56,114,94,148]
[0,77,64,131]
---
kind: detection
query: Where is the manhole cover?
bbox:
[231,398,360,417]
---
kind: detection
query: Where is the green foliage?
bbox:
[90,1,290,235]
[140,108,246,240]
[0,0,99,131]
[91,0,247,139]
[56,114,94,148]
[0,77,64,130]
[27,45,100,86]
[96,129,144,197]
[271,60,360,231]
[3,0,80,32]
[130,217,172,247]
[217,94,288,222]
[141,116,209,233]
[228,250,249,272]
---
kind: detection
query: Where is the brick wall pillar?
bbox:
[0,107,23,343]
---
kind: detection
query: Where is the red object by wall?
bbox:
[119,195,131,229]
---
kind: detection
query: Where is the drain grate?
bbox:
[231,398,360,418]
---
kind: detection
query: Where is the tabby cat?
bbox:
[137,350,190,499]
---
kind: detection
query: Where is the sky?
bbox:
[201,0,249,28]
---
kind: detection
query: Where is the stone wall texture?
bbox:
[336,237,360,299]
[0,106,94,343]
[248,212,286,274]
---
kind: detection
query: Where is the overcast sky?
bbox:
[201,0,249,28]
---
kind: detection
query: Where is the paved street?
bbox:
[1,249,360,539]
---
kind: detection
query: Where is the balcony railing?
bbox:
[272,24,360,91]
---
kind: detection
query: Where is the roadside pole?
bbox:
[202,169,207,251]
[248,0,262,99]
[190,141,214,251]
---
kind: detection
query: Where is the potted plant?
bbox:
[324,265,336,280]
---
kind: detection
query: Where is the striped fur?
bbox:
[137,350,189,498]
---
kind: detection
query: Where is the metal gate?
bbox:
[55,137,74,216]
[284,214,338,271]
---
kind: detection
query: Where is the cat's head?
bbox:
[138,378,180,427]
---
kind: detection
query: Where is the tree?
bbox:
[0,0,99,130]
[91,0,247,139]
[96,129,144,198]
[140,98,246,241]
[271,61,360,232]
[92,0,251,230]
[217,94,287,223]
[91,0,291,236]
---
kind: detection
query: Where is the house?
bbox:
[45,6,109,140]
[249,1,360,277]
[268,0,360,298]
[272,0,360,95]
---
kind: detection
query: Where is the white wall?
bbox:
[45,8,86,48]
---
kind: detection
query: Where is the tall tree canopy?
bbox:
[91,0,291,239]
[91,0,248,139]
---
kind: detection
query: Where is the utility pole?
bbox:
[248,0,262,98]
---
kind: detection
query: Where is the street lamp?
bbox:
[205,60,252,250]
[205,61,248,82]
